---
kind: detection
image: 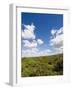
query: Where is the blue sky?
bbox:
[21,12,63,57]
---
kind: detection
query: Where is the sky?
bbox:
[21,12,63,57]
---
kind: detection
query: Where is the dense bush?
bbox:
[21,54,63,77]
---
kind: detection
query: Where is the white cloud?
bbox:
[45,49,52,53]
[51,27,63,37]
[23,40,37,48]
[22,39,44,49]
[22,47,52,57]
[50,34,63,48]
[22,23,36,39]
[22,23,44,49]
[37,39,44,45]
[38,49,52,56]
[56,27,63,35]
[51,29,57,36]
[50,27,63,54]
[21,23,46,57]
[22,47,39,57]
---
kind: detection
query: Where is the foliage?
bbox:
[21,54,63,77]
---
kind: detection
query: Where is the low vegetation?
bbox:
[21,54,63,77]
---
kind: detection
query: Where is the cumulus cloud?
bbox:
[38,49,52,56]
[56,27,63,35]
[22,23,36,39]
[51,29,57,36]
[22,47,39,57]
[22,24,63,57]
[50,34,63,48]
[22,48,52,57]
[51,27,63,38]
[22,39,44,49]
[50,27,63,54]
[21,23,47,57]
[37,39,44,45]
[23,40,37,48]
[22,23,44,49]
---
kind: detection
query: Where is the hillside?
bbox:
[21,54,63,77]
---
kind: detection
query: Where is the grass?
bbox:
[21,54,63,77]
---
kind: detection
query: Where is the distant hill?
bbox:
[21,54,63,77]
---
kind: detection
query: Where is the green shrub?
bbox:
[53,59,63,71]
[21,54,63,77]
